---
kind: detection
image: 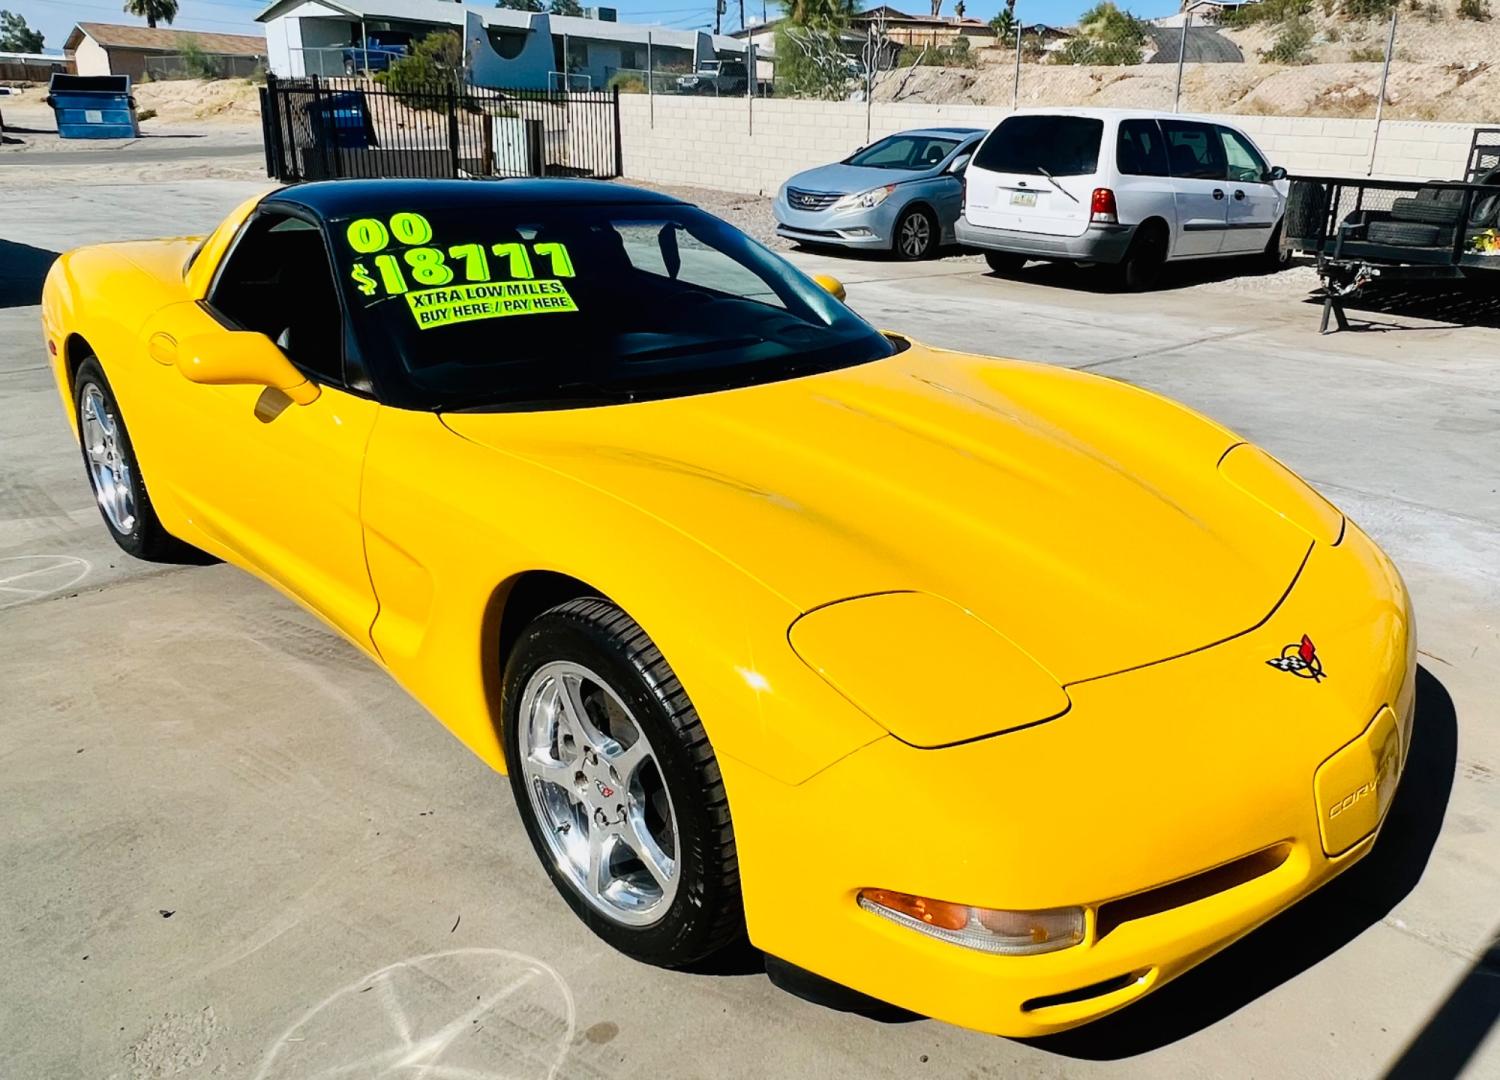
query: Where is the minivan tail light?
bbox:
[1090,187,1118,225]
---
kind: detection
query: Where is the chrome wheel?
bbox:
[80,383,136,535]
[517,661,679,926]
[898,211,932,259]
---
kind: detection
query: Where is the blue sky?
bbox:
[8,0,1179,55]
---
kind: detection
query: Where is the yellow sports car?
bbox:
[40,179,1415,1037]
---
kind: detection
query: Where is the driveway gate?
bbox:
[260,73,622,183]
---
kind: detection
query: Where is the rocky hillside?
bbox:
[876,0,1498,120]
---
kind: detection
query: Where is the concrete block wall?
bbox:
[618,95,1484,197]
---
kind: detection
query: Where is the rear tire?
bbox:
[73,357,203,564]
[502,598,745,968]
[983,250,1026,276]
[1119,226,1167,291]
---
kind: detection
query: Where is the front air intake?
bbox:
[1095,843,1293,940]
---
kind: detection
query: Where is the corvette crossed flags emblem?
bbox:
[1266,634,1326,682]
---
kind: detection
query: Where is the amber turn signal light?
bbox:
[858,888,1085,956]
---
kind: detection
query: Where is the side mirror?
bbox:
[176,331,320,405]
[948,153,971,175]
[1269,165,1288,182]
[812,273,846,302]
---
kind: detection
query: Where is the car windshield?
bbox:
[846,134,961,170]
[973,115,1103,177]
[331,202,896,410]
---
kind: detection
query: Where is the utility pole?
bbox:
[738,0,745,31]
[715,0,724,35]
[1368,9,1397,175]
[1172,12,1190,113]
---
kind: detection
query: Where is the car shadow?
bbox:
[0,238,60,308]
[991,253,1306,294]
[1028,664,1458,1060]
[1382,923,1500,1079]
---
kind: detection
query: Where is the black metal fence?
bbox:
[260,73,622,184]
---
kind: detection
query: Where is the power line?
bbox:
[24,0,262,29]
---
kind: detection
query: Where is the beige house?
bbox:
[64,22,268,81]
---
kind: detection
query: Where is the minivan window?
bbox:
[973,115,1103,177]
[1117,118,1169,177]
[1160,120,1227,181]
[1218,126,1269,183]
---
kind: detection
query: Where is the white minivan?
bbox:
[956,108,1290,289]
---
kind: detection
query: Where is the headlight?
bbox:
[1219,443,1344,545]
[858,889,1085,956]
[830,184,896,212]
[788,592,1069,748]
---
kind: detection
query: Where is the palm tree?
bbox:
[122,0,178,29]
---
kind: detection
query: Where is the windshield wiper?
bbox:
[1035,166,1080,204]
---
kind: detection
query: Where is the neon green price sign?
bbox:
[344,212,578,327]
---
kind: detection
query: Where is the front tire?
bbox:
[893,206,938,261]
[502,598,744,967]
[74,357,202,563]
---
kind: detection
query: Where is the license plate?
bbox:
[1010,191,1038,207]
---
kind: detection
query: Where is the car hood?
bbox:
[785,162,925,194]
[441,344,1313,686]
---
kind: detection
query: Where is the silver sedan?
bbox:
[773,128,983,260]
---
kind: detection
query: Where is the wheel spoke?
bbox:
[621,811,673,891]
[603,737,648,789]
[586,825,612,896]
[555,673,609,748]
[526,753,576,792]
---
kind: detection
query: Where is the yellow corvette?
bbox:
[40,179,1414,1037]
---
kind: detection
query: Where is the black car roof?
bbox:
[264,178,685,220]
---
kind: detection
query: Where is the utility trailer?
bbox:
[1283,127,1500,332]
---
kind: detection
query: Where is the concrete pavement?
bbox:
[1,178,1496,1080]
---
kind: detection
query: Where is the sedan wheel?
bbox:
[894,207,937,261]
[503,598,744,966]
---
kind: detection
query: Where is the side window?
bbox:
[208,213,345,386]
[1159,120,1227,182]
[1218,126,1269,183]
[1116,119,1169,177]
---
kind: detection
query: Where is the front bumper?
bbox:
[772,192,898,250]
[722,522,1415,1036]
[956,216,1135,263]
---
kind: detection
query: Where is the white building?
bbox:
[256,0,752,90]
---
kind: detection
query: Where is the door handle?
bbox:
[1234,189,1246,201]
[1212,188,1225,201]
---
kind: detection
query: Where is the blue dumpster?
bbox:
[308,91,376,150]
[47,74,140,140]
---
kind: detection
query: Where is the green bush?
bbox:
[1459,0,1492,19]
[897,37,977,68]
[1326,0,1399,18]
[1219,0,1309,25]
[607,70,647,93]
[382,31,462,101]
[1260,15,1315,63]
[1051,2,1145,65]
[1349,43,1386,60]
[136,107,157,121]
[177,35,220,80]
